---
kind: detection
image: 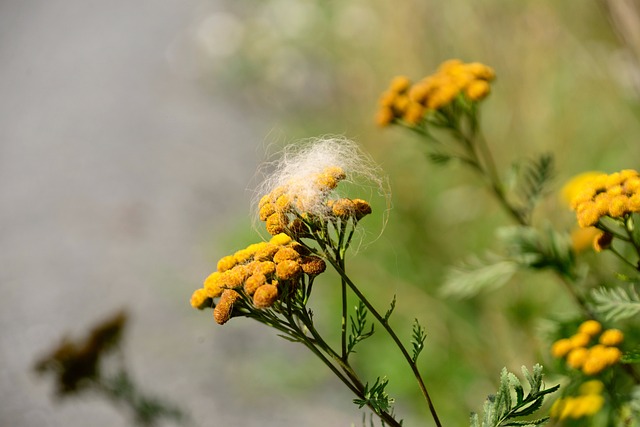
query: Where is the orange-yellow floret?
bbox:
[253,260,276,276]
[190,288,210,309]
[253,284,279,308]
[551,338,573,358]
[389,75,412,93]
[244,273,267,296]
[567,347,589,369]
[234,248,254,264]
[301,256,326,276]
[578,320,602,336]
[332,198,356,219]
[259,202,276,221]
[203,271,224,298]
[599,329,624,346]
[551,383,605,420]
[217,255,237,273]
[254,243,279,261]
[569,333,591,348]
[273,247,301,263]
[465,80,490,101]
[352,199,372,219]
[213,290,240,325]
[270,233,292,246]
[276,260,302,281]
[266,213,288,235]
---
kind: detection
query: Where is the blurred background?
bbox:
[3,0,640,426]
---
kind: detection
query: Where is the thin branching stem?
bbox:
[326,257,443,427]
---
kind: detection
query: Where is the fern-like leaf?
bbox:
[591,285,640,321]
[441,253,518,299]
[410,319,427,363]
[469,364,558,427]
[513,153,554,220]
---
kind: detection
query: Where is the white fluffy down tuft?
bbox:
[254,136,390,226]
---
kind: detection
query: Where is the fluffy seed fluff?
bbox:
[253,136,390,235]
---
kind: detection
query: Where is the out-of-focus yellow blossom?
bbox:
[599,329,624,346]
[551,338,573,358]
[376,59,495,127]
[561,172,604,207]
[569,333,591,348]
[551,322,624,375]
[550,380,605,420]
[570,227,600,253]
[578,320,602,337]
[569,169,640,227]
[567,348,589,369]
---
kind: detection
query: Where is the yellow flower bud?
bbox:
[266,212,288,235]
[599,328,624,346]
[217,255,237,273]
[276,260,302,281]
[253,284,279,308]
[389,75,411,93]
[551,338,573,358]
[213,290,240,325]
[203,271,224,298]
[270,233,292,246]
[190,288,211,310]
[465,80,491,101]
[567,347,589,369]
[578,320,602,336]
[301,256,326,276]
[244,273,267,296]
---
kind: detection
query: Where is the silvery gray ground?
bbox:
[0,1,353,425]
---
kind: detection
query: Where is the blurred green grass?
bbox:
[196,1,640,424]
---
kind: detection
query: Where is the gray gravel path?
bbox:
[0,1,353,426]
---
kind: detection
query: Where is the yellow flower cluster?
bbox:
[569,169,640,227]
[190,233,326,324]
[376,59,495,127]
[258,165,372,236]
[550,380,605,420]
[551,320,624,375]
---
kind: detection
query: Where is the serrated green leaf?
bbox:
[513,153,554,220]
[591,285,640,321]
[471,365,557,427]
[384,295,397,322]
[411,319,427,363]
[441,253,518,299]
[497,226,574,277]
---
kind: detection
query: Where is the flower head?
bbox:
[376,59,495,126]
[568,169,640,227]
[551,321,624,375]
[254,137,389,240]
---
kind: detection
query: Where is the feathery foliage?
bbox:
[591,285,640,321]
[470,365,558,427]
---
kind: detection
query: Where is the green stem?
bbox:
[326,257,443,427]
[608,246,639,271]
[289,310,404,427]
